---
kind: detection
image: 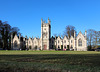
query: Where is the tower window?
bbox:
[44,28,46,30]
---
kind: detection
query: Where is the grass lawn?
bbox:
[0,50,100,72]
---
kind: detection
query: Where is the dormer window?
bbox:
[64,40,66,43]
[58,40,59,43]
[29,41,30,44]
[71,40,72,43]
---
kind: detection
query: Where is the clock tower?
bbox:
[41,18,51,50]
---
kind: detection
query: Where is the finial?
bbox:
[74,31,76,38]
[85,30,87,32]
[25,35,27,37]
[85,30,87,37]
[48,17,49,20]
[41,18,43,21]
[41,18,43,23]
[48,17,51,24]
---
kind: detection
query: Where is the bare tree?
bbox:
[11,27,20,37]
[63,25,76,38]
[53,33,57,37]
[94,31,100,48]
[97,31,100,44]
[87,29,95,50]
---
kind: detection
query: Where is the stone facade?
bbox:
[11,18,87,51]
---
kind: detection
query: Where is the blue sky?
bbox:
[0,0,100,37]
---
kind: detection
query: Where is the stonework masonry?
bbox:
[11,18,87,51]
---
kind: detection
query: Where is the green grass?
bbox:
[0,50,100,72]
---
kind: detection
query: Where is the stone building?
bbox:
[11,18,87,51]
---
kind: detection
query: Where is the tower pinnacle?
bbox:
[48,17,51,24]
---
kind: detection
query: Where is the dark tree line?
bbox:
[54,25,77,38]
[0,20,20,50]
[63,25,77,38]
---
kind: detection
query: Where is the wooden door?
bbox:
[44,45,47,50]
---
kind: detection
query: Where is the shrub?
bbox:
[29,46,31,50]
[34,46,37,50]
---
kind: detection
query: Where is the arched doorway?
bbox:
[44,45,47,50]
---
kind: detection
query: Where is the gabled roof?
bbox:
[13,34,20,42]
[63,36,68,40]
[57,36,63,40]
[69,35,74,39]
[76,31,85,39]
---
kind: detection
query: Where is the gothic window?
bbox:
[64,40,66,43]
[58,40,59,43]
[71,40,72,43]
[14,40,17,47]
[71,45,73,48]
[78,39,82,46]
[29,41,30,44]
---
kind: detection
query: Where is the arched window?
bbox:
[58,40,59,43]
[14,40,18,47]
[29,41,30,44]
[71,40,73,43]
[64,40,66,43]
[78,39,82,46]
